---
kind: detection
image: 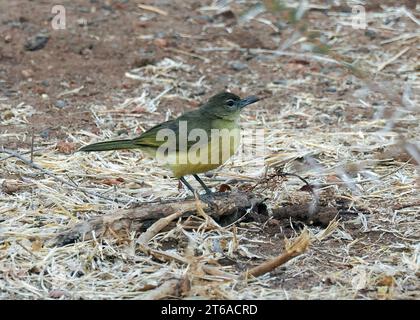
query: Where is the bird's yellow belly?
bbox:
[168,132,240,178]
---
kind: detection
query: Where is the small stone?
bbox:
[54,100,67,108]
[273,79,287,85]
[40,129,50,139]
[365,29,376,39]
[254,54,273,62]
[101,4,113,11]
[21,69,33,78]
[85,76,94,84]
[24,33,49,51]
[325,87,337,93]
[78,7,90,13]
[153,38,167,47]
[229,60,247,71]
[41,80,49,86]
[4,34,12,43]
[117,129,129,136]
[41,94,49,100]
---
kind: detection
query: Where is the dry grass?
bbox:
[0,1,419,299]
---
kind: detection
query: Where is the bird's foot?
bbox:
[197,192,215,205]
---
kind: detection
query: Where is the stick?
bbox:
[137,210,184,245]
[377,47,410,72]
[244,228,310,278]
[138,4,168,16]
[139,279,181,300]
[51,192,262,246]
[165,48,210,63]
[30,128,35,163]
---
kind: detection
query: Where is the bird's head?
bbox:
[201,92,260,120]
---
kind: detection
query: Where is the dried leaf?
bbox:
[56,141,76,154]
[219,184,231,192]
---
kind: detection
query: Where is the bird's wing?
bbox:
[132,111,213,151]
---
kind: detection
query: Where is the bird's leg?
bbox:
[193,174,212,195]
[180,176,215,206]
[179,176,196,194]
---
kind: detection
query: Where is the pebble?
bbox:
[25,33,49,51]
[40,129,50,139]
[230,60,247,71]
[55,100,67,108]
[365,29,376,39]
[273,79,287,85]
[21,69,33,78]
[325,87,337,93]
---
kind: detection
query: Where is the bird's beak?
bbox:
[238,95,260,109]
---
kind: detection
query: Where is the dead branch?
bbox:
[51,191,263,247]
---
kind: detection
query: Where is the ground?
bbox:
[0,1,419,299]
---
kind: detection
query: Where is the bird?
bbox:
[79,92,260,194]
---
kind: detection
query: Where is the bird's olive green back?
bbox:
[131,92,242,150]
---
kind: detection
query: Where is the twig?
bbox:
[244,228,310,278]
[138,4,168,16]
[30,128,35,163]
[165,48,210,63]
[139,246,188,264]
[380,32,419,45]
[194,193,221,230]
[201,265,237,280]
[392,200,420,210]
[16,240,40,259]
[57,86,84,98]
[376,47,410,72]
[0,148,44,162]
[137,210,184,245]
[139,279,181,300]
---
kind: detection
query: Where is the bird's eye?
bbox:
[226,99,235,107]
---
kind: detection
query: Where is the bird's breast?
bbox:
[168,126,241,178]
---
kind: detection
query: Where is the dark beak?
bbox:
[238,95,260,108]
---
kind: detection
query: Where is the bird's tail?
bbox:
[79,139,137,152]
